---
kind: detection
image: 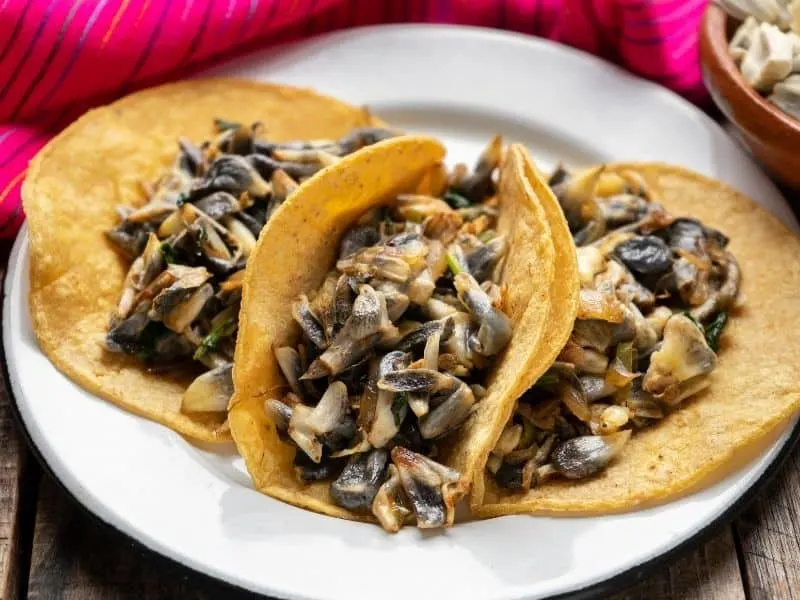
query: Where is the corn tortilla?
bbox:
[463,144,580,509]
[23,78,380,443]
[476,163,800,516]
[229,141,562,523]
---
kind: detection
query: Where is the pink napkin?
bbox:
[0,0,708,239]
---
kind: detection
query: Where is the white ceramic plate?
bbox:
[6,25,799,600]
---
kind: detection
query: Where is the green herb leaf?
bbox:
[704,312,728,352]
[391,392,408,427]
[160,242,178,265]
[136,322,168,361]
[478,229,496,243]
[615,341,635,372]
[443,190,471,209]
[193,312,237,360]
[446,251,464,276]
[534,372,559,388]
[176,192,188,207]
[213,118,241,133]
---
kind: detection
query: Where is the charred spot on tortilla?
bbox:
[488,165,742,493]
[104,120,401,414]
[262,137,515,531]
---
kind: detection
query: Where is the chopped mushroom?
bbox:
[262,141,512,531]
[105,120,397,415]
[491,164,740,490]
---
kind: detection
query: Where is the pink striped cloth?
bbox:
[0,0,709,239]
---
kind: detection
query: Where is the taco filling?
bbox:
[488,166,742,492]
[104,120,397,413]
[263,137,516,531]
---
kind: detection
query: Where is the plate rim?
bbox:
[7,23,800,600]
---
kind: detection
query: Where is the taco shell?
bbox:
[23,78,380,442]
[229,139,564,522]
[476,163,800,516]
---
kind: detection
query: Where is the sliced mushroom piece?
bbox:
[367,351,411,448]
[643,314,717,400]
[302,332,383,380]
[248,153,321,181]
[380,287,410,322]
[194,155,271,198]
[552,165,605,232]
[275,346,304,397]
[126,201,177,225]
[148,265,211,321]
[452,134,503,203]
[106,221,152,260]
[222,216,257,257]
[378,368,459,395]
[577,288,625,323]
[578,375,617,403]
[614,235,672,279]
[371,464,412,533]
[264,396,297,433]
[289,381,352,463]
[291,295,328,350]
[337,127,398,154]
[340,284,392,341]
[177,137,205,175]
[188,217,232,261]
[330,449,389,512]
[690,252,741,322]
[550,430,631,480]
[105,305,152,354]
[418,383,475,439]
[163,283,214,333]
[192,191,240,220]
[272,148,340,167]
[293,451,344,482]
[339,226,380,259]
[454,272,511,356]
[466,235,507,282]
[558,340,609,374]
[391,446,466,528]
[424,297,459,320]
[149,330,195,363]
[395,317,454,352]
[138,233,166,289]
[181,363,233,413]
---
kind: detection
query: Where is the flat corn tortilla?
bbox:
[463,144,579,509]
[476,163,800,516]
[229,141,561,523]
[23,78,380,443]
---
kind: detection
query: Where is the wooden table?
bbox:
[3,190,800,600]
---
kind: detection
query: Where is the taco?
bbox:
[476,155,800,516]
[23,78,397,442]
[229,136,568,531]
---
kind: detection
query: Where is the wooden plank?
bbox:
[27,475,261,600]
[0,374,27,600]
[612,527,746,600]
[735,441,800,600]
[1,248,39,600]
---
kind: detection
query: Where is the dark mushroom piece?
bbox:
[391,446,465,528]
[330,449,389,511]
[550,431,631,480]
[181,363,233,413]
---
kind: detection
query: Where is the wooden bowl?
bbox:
[700,4,800,187]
